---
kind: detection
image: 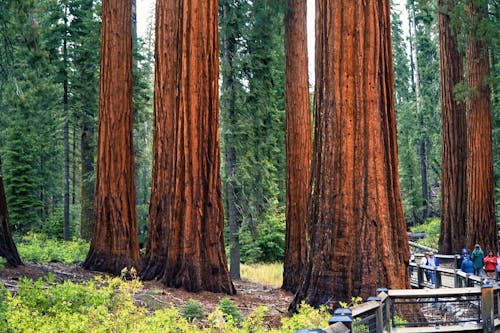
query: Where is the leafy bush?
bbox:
[0,257,7,269]
[218,297,243,323]
[2,275,342,332]
[279,302,331,332]
[181,299,205,321]
[16,233,89,264]
[410,218,440,249]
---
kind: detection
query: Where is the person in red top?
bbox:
[484,250,497,279]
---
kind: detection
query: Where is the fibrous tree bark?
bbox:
[282,0,311,293]
[0,158,22,267]
[465,0,497,252]
[83,0,141,275]
[437,0,467,255]
[290,0,410,309]
[141,0,235,294]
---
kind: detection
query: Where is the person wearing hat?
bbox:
[471,244,485,276]
[426,252,439,284]
[420,252,430,281]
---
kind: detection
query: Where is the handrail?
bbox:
[322,284,500,332]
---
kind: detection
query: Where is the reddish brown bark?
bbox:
[0,159,22,267]
[141,0,235,294]
[282,0,311,293]
[290,0,409,309]
[83,0,141,275]
[465,1,497,252]
[437,0,467,255]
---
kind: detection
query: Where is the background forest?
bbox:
[0,0,498,266]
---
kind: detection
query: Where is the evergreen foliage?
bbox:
[220,0,287,265]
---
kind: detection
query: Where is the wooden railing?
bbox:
[409,261,484,289]
[317,283,500,333]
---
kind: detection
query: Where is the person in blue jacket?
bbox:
[426,252,439,284]
[461,255,474,274]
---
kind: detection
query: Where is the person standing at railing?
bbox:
[471,244,485,276]
[458,248,469,268]
[427,252,439,285]
[420,252,430,281]
[461,255,474,274]
[409,251,416,276]
[483,250,497,279]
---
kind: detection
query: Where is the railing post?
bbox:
[454,269,459,288]
[328,308,352,332]
[376,288,390,333]
[367,297,383,333]
[482,283,494,333]
[417,265,424,287]
[435,268,442,288]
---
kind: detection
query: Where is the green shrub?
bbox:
[181,299,205,321]
[410,218,440,249]
[0,257,7,269]
[2,275,345,332]
[16,233,89,264]
[279,302,331,332]
[217,297,243,323]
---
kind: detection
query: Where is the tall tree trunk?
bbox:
[282,0,311,293]
[291,0,409,309]
[0,158,22,267]
[80,115,95,241]
[465,0,497,252]
[83,0,140,275]
[409,0,430,221]
[141,0,235,294]
[63,8,70,241]
[437,0,467,255]
[72,125,76,205]
[221,0,241,281]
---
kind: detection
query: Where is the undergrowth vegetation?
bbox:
[409,218,440,249]
[0,276,330,332]
[15,233,89,264]
[240,262,283,288]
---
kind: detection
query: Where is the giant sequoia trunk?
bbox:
[282,0,311,293]
[437,0,467,255]
[290,0,409,309]
[465,1,497,252]
[141,0,235,294]
[83,0,141,275]
[0,159,22,266]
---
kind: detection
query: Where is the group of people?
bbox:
[409,243,500,285]
[460,244,500,280]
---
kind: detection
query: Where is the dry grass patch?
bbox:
[240,262,283,288]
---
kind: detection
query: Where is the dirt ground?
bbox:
[0,262,294,328]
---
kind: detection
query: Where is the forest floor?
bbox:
[0,262,294,328]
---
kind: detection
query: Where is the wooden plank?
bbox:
[389,287,481,298]
[352,300,379,316]
[389,324,482,332]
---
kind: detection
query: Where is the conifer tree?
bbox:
[282,0,311,293]
[83,0,141,274]
[437,0,467,254]
[291,0,409,309]
[142,0,235,294]
[465,0,497,251]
